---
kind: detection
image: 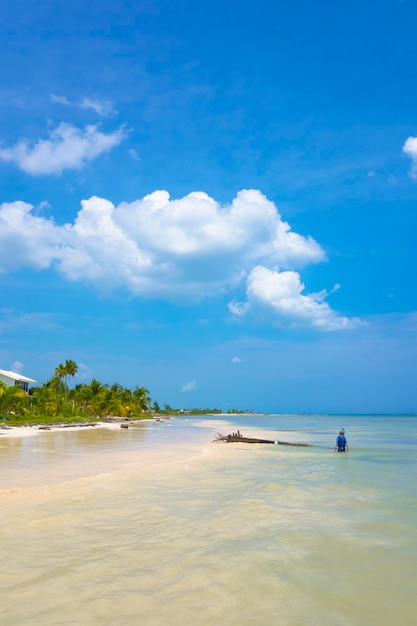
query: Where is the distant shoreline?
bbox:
[2,412,414,439]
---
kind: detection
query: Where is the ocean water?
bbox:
[1,414,416,626]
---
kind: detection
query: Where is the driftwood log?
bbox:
[213,433,315,447]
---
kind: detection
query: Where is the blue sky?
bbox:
[1,0,416,413]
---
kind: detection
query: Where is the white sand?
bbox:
[0,420,141,438]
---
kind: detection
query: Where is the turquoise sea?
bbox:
[1,414,416,625]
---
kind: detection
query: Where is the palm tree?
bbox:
[54,360,78,402]
[31,384,56,416]
[73,383,91,415]
[123,388,136,416]
[64,360,78,391]
[96,386,124,417]
[109,384,131,416]
[87,379,104,417]
[54,363,66,384]
[0,381,28,421]
[63,360,78,413]
[47,375,66,413]
[53,363,67,407]
[133,386,151,413]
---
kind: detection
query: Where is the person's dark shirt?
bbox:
[336,435,347,451]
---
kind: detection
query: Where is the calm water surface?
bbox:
[1,415,416,625]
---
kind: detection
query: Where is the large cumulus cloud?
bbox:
[0,189,356,330]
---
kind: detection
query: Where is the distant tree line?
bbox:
[146,404,250,416]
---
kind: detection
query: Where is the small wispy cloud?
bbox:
[231,356,241,364]
[76,363,91,380]
[12,360,24,372]
[0,311,57,333]
[50,94,116,117]
[0,122,125,175]
[80,97,115,116]
[128,148,140,161]
[181,380,197,393]
[50,94,72,106]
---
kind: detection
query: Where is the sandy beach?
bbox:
[0,416,171,438]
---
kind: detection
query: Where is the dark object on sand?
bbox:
[213,433,314,447]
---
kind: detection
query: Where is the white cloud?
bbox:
[50,94,72,106]
[181,380,197,393]
[36,200,51,212]
[0,310,57,333]
[76,363,91,380]
[402,136,417,179]
[0,122,125,174]
[51,94,115,116]
[231,356,241,364]
[0,201,62,271]
[128,148,140,160]
[79,97,115,116]
[12,360,24,372]
[228,266,360,331]
[0,189,356,329]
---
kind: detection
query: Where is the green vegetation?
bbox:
[0,360,255,426]
[0,383,27,421]
[1,360,153,425]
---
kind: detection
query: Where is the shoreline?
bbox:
[0,416,170,438]
[0,412,265,439]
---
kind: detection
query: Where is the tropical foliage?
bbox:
[0,381,28,421]
[1,360,251,424]
[1,361,153,423]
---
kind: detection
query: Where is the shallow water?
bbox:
[1,415,416,625]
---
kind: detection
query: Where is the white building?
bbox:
[0,369,37,393]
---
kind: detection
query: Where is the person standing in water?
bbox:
[335,429,349,452]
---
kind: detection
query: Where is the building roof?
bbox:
[0,369,37,384]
